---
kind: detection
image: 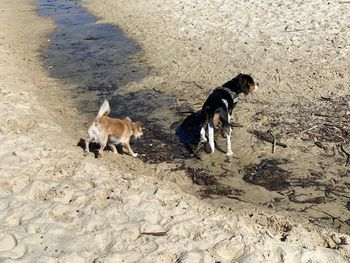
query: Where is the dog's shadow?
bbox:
[77,138,125,158]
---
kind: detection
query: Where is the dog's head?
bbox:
[124,117,143,139]
[225,73,259,95]
[237,73,259,94]
[132,121,143,139]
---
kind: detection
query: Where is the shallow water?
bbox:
[37,0,145,91]
[37,0,350,234]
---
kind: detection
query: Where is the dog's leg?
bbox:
[86,123,99,153]
[194,124,208,154]
[199,126,207,143]
[108,143,118,154]
[98,142,107,157]
[85,126,94,152]
[208,121,215,153]
[124,142,138,157]
[84,138,90,152]
[226,126,233,156]
[97,132,108,157]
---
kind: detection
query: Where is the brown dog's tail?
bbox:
[96,100,111,120]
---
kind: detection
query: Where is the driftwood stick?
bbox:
[320,96,333,102]
[300,125,318,134]
[307,132,333,142]
[314,140,327,151]
[334,134,346,141]
[140,232,167,237]
[181,81,204,89]
[152,88,163,93]
[267,130,277,154]
[309,207,347,226]
[230,122,243,128]
[314,113,331,118]
[249,130,287,148]
[313,137,327,151]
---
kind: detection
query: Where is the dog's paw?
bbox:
[132,153,138,157]
[205,143,214,154]
[199,138,208,143]
[226,151,233,157]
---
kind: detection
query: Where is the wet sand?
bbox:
[0,0,350,262]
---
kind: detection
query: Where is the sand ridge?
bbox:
[0,0,349,262]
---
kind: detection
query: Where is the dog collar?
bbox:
[215,86,239,103]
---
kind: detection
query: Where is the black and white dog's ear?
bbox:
[241,79,250,95]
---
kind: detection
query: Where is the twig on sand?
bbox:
[140,232,167,237]
[194,141,206,155]
[267,130,277,154]
[152,87,163,93]
[310,207,343,224]
[182,80,203,89]
[284,28,306,33]
[314,140,327,151]
[57,73,81,79]
[320,96,333,102]
[314,113,331,118]
[249,130,287,148]
[177,110,195,115]
[338,144,350,166]
[230,122,243,128]
[300,125,318,134]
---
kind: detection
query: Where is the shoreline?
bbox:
[0,0,349,261]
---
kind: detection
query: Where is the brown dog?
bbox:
[85,100,143,157]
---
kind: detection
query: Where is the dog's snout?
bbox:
[256,82,260,87]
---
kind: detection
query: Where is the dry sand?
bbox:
[0,0,350,262]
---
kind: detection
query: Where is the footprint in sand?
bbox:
[0,233,17,252]
[0,233,27,260]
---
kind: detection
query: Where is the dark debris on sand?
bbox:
[132,124,191,164]
[243,159,292,191]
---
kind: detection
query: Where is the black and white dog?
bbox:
[199,74,258,156]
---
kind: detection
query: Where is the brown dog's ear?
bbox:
[131,122,142,133]
[134,122,141,129]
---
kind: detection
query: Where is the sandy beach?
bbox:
[0,0,350,262]
[85,0,350,233]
